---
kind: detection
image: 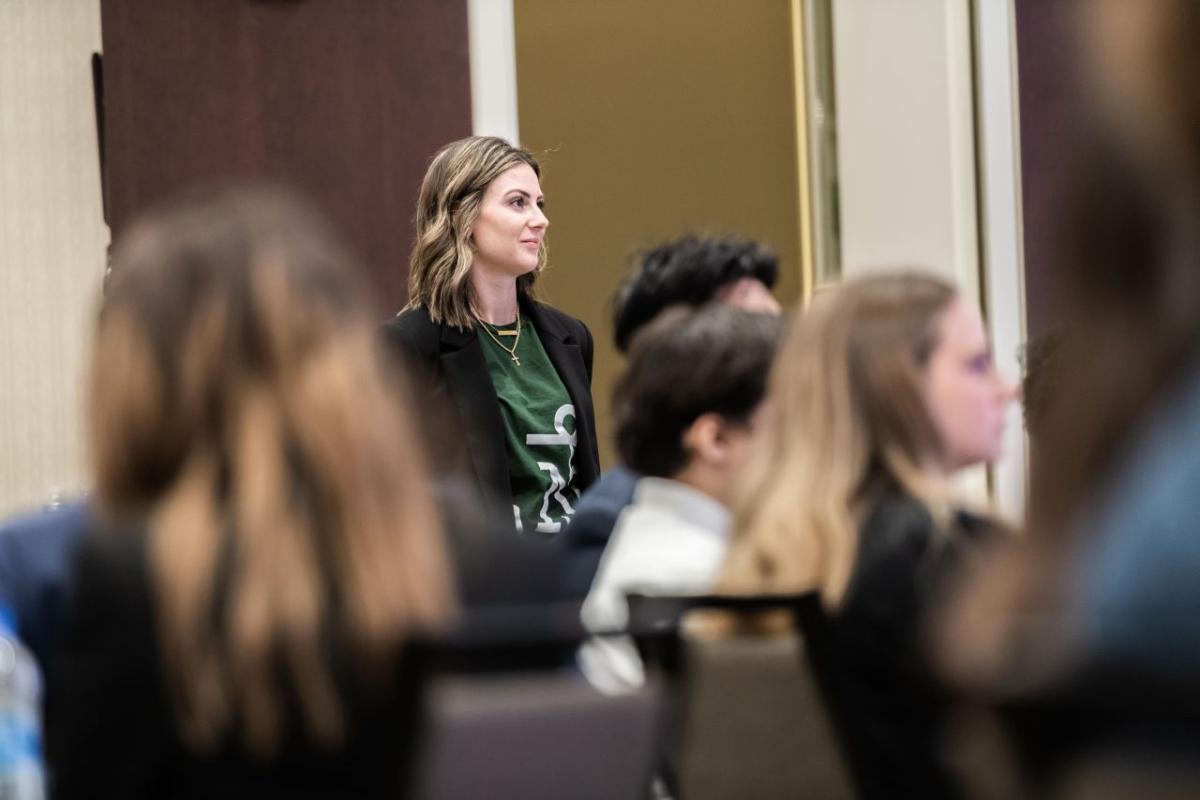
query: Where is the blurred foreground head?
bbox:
[89,185,452,753]
[1032,0,1200,536]
[1077,0,1200,192]
[938,0,1200,689]
[723,273,1011,602]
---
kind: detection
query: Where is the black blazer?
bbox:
[382,295,601,516]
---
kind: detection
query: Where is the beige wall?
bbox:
[832,0,980,305]
[831,0,990,503]
[514,0,805,468]
[0,0,108,515]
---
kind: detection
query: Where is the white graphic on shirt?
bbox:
[526,403,579,533]
[533,462,576,533]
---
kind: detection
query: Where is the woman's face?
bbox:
[469,163,548,280]
[923,298,1016,471]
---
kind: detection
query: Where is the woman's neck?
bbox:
[471,269,520,325]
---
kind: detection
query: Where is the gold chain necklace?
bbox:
[476,306,522,366]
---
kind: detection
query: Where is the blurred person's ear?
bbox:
[716,277,781,315]
[681,413,720,467]
[682,412,747,469]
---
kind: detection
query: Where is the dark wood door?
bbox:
[100,0,471,312]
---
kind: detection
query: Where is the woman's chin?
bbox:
[512,261,539,279]
[473,260,538,282]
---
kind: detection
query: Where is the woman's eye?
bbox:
[510,197,526,209]
[968,354,991,373]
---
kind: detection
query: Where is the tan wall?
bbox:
[0,0,108,515]
[514,0,805,468]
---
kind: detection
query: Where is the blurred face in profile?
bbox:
[717,276,782,315]
[470,163,548,280]
[923,298,1016,471]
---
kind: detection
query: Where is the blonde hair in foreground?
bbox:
[90,185,454,754]
[406,135,545,329]
[721,273,957,605]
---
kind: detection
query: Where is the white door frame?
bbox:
[974,0,1028,521]
[468,0,520,143]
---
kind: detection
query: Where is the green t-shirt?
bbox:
[477,315,581,535]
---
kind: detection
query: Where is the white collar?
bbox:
[631,477,731,536]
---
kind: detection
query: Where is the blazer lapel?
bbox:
[524,298,599,486]
[438,325,511,507]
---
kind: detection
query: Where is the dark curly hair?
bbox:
[612,235,778,353]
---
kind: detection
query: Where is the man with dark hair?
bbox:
[561,235,781,596]
[578,305,779,690]
[611,235,780,352]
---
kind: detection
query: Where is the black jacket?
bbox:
[49,504,584,799]
[50,531,426,799]
[382,296,601,517]
[810,483,997,800]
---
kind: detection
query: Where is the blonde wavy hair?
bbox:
[90,185,454,755]
[721,273,958,605]
[405,136,546,329]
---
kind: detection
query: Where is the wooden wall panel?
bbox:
[1014,0,1083,338]
[100,0,471,313]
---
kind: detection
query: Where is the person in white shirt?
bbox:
[579,304,780,692]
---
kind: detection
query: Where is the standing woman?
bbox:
[385,136,600,536]
[721,273,1016,799]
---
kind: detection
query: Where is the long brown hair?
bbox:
[405,136,545,329]
[90,185,454,754]
[721,273,957,604]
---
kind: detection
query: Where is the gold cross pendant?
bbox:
[511,355,521,365]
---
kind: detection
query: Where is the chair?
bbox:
[627,593,855,800]
[411,600,664,800]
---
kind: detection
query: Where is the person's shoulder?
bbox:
[859,486,937,559]
[565,469,639,543]
[382,306,442,359]
[0,500,92,582]
[529,301,591,341]
[384,305,437,338]
[581,468,639,510]
[74,520,149,589]
[0,500,90,549]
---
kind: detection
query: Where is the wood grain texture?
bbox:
[1014,0,1082,338]
[100,0,472,312]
